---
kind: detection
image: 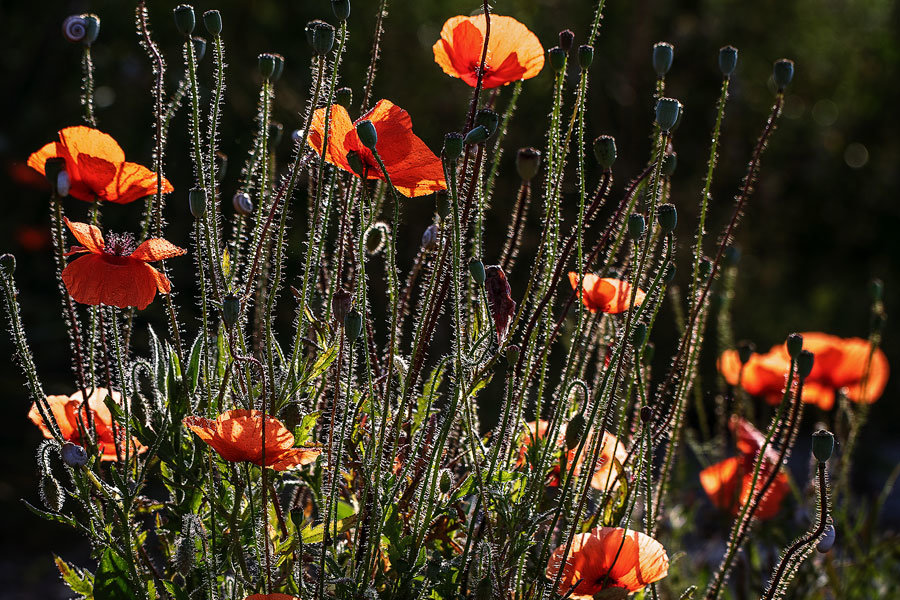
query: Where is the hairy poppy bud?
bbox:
[233,191,254,216]
[289,508,304,534]
[663,263,676,285]
[307,20,335,56]
[817,524,836,553]
[365,223,386,255]
[655,97,681,132]
[578,44,594,70]
[222,294,241,327]
[356,120,378,150]
[443,132,464,162]
[737,340,755,364]
[0,254,15,277]
[548,46,566,72]
[436,192,450,220]
[258,53,278,80]
[652,42,674,76]
[332,0,351,21]
[174,534,195,576]
[869,278,884,303]
[61,442,88,467]
[56,172,71,198]
[189,187,207,219]
[173,4,196,36]
[346,150,366,176]
[786,333,803,359]
[335,86,352,108]
[438,469,453,494]
[719,45,738,76]
[593,135,617,169]
[657,203,677,232]
[812,429,834,463]
[640,405,653,423]
[631,323,647,347]
[475,109,499,137]
[421,224,439,251]
[773,59,794,90]
[203,10,222,36]
[566,414,585,450]
[797,349,815,379]
[191,36,207,62]
[469,259,486,285]
[516,147,541,181]
[464,125,489,146]
[505,344,520,368]
[332,288,352,324]
[627,213,645,240]
[724,245,741,267]
[40,474,63,512]
[345,308,363,344]
[662,152,677,176]
[699,258,713,280]
[63,14,101,46]
[558,29,575,53]
[642,342,655,365]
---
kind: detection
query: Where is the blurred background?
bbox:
[1,0,898,597]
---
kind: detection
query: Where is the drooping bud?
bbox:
[62,14,101,46]
[335,86,353,108]
[627,213,645,239]
[558,30,575,53]
[306,20,336,56]
[203,10,223,36]
[655,97,682,132]
[662,152,677,176]
[505,345,520,368]
[356,120,378,150]
[464,125,489,146]
[718,45,738,76]
[817,524,836,553]
[332,289,352,324]
[222,294,241,328]
[61,442,88,467]
[516,147,541,181]
[232,191,254,216]
[332,0,351,21]
[56,172,71,198]
[173,4,196,36]
[812,429,834,463]
[566,414,586,450]
[593,135,617,169]
[344,308,363,344]
[737,340,755,365]
[786,333,803,359]
[258,53,278,80]
[652,42,674,76]
[443,132,464,162]
[657,203,677,233]
[578,45,594,70]
[189,187,207,219]
[346,150,366,176]
[631,323,647,348]
[469,259,486,285]
[773,59,794,90]
[438,469,453,494]
[0,254,15,277]
[475,109,499,137]
[421,224,439,251]
[797,349,815,379]
[548,47,567,72]
[40,475,63,512]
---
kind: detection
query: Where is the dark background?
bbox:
[1,0,898,597]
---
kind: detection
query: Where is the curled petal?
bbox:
[64,218,105,254]
[131,238,187,262]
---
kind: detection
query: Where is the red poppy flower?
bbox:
[27,126,173,204]
[547,527,669,597]
[569,273,646,314]
[184,409,321,471]
[433,15,545,89]
[307,99,446,198]
[28,387,147,461]
[61,218,185,310]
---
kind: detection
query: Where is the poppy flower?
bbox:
[60,218,185,310]
[433,15,545,89]
[307,99,446,198]
[27,126,173,204]
[569,273,646,314]
[546,527,669,598]
[28,387,146,461]
[183,409,321,471]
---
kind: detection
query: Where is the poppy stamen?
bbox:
[103,232,137,256]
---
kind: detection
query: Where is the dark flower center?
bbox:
[103,233,136,257]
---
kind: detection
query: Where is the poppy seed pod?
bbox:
[548,46,567,72]
[62,14,101,46]
[559,29,575,53]
[0,254,15,277]
[797,349,815,379]
[593,135,617,169]
[773,59,794,90]
[724,244,741,267]
[464,125,489,145]
[443,132,464,162]
[578,45,594,70]
[869,278,884,303]
[335,86,352,108]
[307,20,336,56]
[662,152,677,176]
[344,308,363,344]
[173,5,196,36]
[663,263,676,285]
[640,405,653,423]
[737,340,756,364]
[652,42,674,76]
[469,259,486,285]
[191,36,207,62]
[627,213,645,239]
[566,414,586,450]
[786,333,804,359]
[631,323,647,347]
[817,525,836,553]
[655,97,681,132]
[56,172,71,198]
[44,157,66,189]
[189,187,207,219]
[355,120,377,150]
[222,294,241,328]
[516,147,541,181]
[475,109,500,137]
[258,53,278,80]
[332,288,352,324]
[657,203,677,232]
[719,45,738,76]
[346,150,366,176]
[438,469,453,494]
[505,344,520,368]
[812,429,834,463]
[203,10,222,36]
[61,442,88,467]
[421,224,439,251]
[232,191,254,216]
[332,0,351,21]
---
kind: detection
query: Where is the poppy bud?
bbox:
[332,0,351,21]
[345,308,363,344]
[464,125,489,145]
[356,120,378,150]
[698,257,713,280]
[438,469,453,494]
[443,132,464,162]
[268,121,283,151]
[289,508,304,533]
[435,192,450,220]
[558,30,575,53]
[593,135,617,169]
[469,259,486,285]
[56,172,71,198]
[222,294,241,328]
[258,53,278,80]
[203,10,222,36]
[627,213,645,240]
[631,323,647,347]
[346,150,366,176]
[475,109,500,137]
[421,224,439,251]
[335,86,353,108]
[812,429,834,463]
[61,442,88,467]
[737,340,755,364]
[173,4,196,36]
[773,59,794,90]
[174,534,195,576]
[505,345,520,368]
[233,191,254,216]
[44,157,66,190]
[642,342,655,365]
[578,45,594,70]
[869,278,884,303]
[640,405,653,423]
[817,524,836,553]
[0,254,15,277]
[548,46,567,72]
[332,288,352,324]
[797,349,815,379]
[724,245,741,267]
[657,203,677,233]
[40,474,63,512]
[655,97,682,132]
[365,223,386,255]
[652,42,674,76]
[191,36,207,62]
[189,187,207,219]
[662,152,677,176]
[306,20,335,56]
[786,333,803,359]
[719,45,738,76]
[566,414,586,450]
[516,147,541,181]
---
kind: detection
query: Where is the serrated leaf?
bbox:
[294,411,320,446]
[304,344,337,382]
[94,548,138,600]
[55,555,94,597]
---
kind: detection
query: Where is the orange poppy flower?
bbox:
[547,527,669,597]
[28,387,147,461]
[569,273,646,314]
[27,126,173,204]
[433,15,545,89]
[307,99,446,198]
[183,409,321,471]
[60,218,185,310]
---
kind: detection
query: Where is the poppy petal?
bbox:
[308,104,358,176]
[64,218,105,254]
[26,142,65,176]
[700,456,741,513]
[106,161,175,204]
[28,394,79,441]
[131,238,187,262]
[58,126,126,165]
[62,254,160,309]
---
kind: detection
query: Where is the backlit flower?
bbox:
[28,387,146,462]
[569,273,645,314]
[61,218,185,310]
[547,527,669,597]
[307,99,446,198]
[184,409,321,471]
[27,126,173,204]
[433,15,545,89]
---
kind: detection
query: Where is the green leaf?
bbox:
[94,548,139,600]
[414,364,445,429]
[293,411,320,446]
[215,326,227,379]
[54,555,94,597]
[304,344,337,382]
[186,332,204,396]
[300,502,358,544]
